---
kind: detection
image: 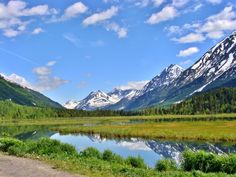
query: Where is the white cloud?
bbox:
[172,0,189,8]
[206,31,224,39]
[1,65,67,92]
[135,0,150,7]
[179,59,192,66]
[207,0,222,5]
[33,66,52,76]
[63,2,88,20]
[3,28,21,37]
[34,76,68,92]
[105,22,128,38]
[177,47,199,57]
[32,62,68,92]
[116,80,149,90]
[199,6,236,39]
[173,33,206,43]
[0,1,55,37]
[153,0,165,7]
[168,6,236,42]
[32,27,44,35]
[83,6,118,26]
[146,6,178,24]
[47,61,56,66]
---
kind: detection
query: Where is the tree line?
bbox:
[141,88,236,115]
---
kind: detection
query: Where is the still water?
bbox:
[1,125,236,167]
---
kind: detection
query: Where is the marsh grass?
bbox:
[55,121,236,142]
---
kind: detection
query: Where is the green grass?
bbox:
[55,120,236,142]
[0,137,236,177]
[1,114,236,142]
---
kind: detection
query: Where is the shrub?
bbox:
[0,138,23,152]
[155,159,177,171]
[8,143,27,157]
[182,150,236,174]
[126,156,147,169]
[221,154,236,174]
[102,149,124,164]
[26,138,77,157]
[80,147,101,159]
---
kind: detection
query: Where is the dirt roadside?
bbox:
[0,154,83,177]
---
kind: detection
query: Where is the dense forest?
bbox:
[0,100,137,119]
[141,88,236,115]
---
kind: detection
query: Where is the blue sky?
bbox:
[0,0,236,104]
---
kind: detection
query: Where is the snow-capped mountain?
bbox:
[75,90,118,110]
[64,31,236,111]
[125,31,236,110]
[142,64,184,93]
[64,100,80,109]
[64,88,141,110]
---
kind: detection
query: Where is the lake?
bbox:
[1,125,236,167]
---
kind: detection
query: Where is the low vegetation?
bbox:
[55,121,236,142]
[0,137,235,177]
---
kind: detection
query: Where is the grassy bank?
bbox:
[0,137,235,177]
[55,121,236,142]
[1,113,236,126]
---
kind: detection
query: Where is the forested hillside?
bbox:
[0,76,61,108]
[0,100,134,119]
[142,88,236,115]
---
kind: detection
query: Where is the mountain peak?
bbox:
[142,64,184,93]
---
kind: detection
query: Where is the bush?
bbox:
[0,138,23,152]
[8,143,27,157]
[26,138,77,157]
[80,147,101,159]
[182,150,236,174]
[102,149,124,164]
[155,159,177,171]
[126,156,147,169]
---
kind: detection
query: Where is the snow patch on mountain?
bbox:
[64,100,80,109]
[142,64,184,93]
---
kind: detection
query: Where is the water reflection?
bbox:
[1,126,236,168]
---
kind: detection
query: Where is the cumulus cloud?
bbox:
[199,6,236,39]
[83,6,118,26]
[2,61,67,92]
[167,6,236,43]
[0,0,56,37]
[32,61,68,92]
[173,33,206,43]
[116,80,149,90]
[146,5,178,24]
[177,47,199,57]
[32,27,44,35]
[105,22,128,38]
